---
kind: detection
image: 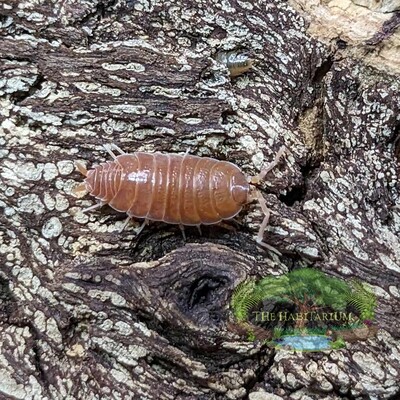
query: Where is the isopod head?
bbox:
[231,172,249,205]
[72,161,89,197]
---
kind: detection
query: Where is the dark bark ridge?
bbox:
[1,0,399,399]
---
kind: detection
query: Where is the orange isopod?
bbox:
[74,144,285,253]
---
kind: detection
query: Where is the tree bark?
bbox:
[1,0,399,399]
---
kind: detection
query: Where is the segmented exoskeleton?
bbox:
[74,144,285,254]
[216,51,254,77]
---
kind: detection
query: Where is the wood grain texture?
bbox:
[0,0,399,399]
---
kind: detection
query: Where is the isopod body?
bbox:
[216,51,254,77]
[84,152,249,225]
[75,144,286,254]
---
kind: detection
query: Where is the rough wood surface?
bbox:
[0,0,399,399]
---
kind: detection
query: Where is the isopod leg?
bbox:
[82,201,105,213]
[217,221,237,232]
[103,144,117,160]
[196,225,202,235]
[119,216,132,232]
[72,182,88,197]
[75,161,88,176]
[136,219,149,236]
[254,190,282,256]
[103,144,126,160]
[179,224,187,240]
[250,145,286,184]
[110,143,125,155]
[120,217,148,235]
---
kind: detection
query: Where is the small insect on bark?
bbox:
[73,144,286,254]
[216,50,254,77]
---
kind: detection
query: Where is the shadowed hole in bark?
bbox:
[75,0,118,26]
[336,39,347,49]
[170,268,233,326]
[279,158,321,206]
[387,389,400,400]
[188,276,226,308]
[32,342,49,391]
[312,56,334,84]
[11,74,45,104]
[58,315,93,348]
[0,14,11,25]
[146,354,183,375]
[0,276,12,318]
[184,275,229,326]
[220,109,237,125]
[243,350,276,396]
[16,321,51,392]
[129,223,258,263]
[279,184,306,206]
[388,122,400,163]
